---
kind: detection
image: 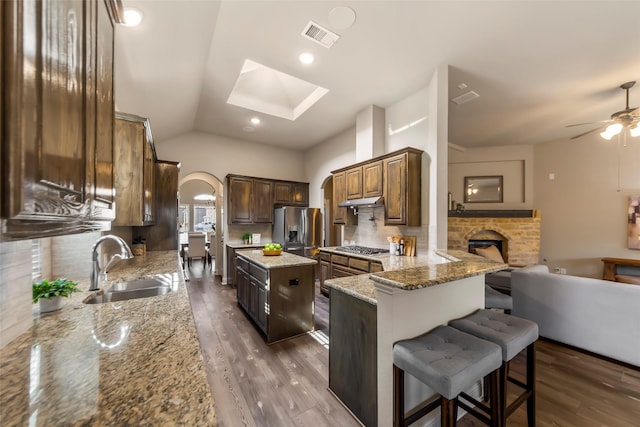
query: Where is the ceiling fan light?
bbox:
[600,123,623,140]
[630,123,640,137]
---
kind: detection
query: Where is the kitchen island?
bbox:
[325,250,506,427]
[235,249,317,343]
[0,251,216,426]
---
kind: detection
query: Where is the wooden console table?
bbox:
[601,257,640,281]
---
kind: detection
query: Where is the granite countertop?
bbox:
[226,242,268,249]
[325,274,379,306]
[236,249,317,269]
[0,251,216,426]
[319,246,445,271]
[324,249,507,304]
[370,249,507,290]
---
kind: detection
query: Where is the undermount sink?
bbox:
[108,278,170,292]
[84,286,172,304]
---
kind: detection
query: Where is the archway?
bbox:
[320,175,340,247]
[179,172,224,276]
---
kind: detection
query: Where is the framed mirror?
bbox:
[464,175,503,203]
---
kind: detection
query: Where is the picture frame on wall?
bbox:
[628,196,640,250]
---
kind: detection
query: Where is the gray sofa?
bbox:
[511,264,640,367]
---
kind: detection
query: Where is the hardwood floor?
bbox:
[186,265,640,427]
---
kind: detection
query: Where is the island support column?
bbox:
[374,275,485,427]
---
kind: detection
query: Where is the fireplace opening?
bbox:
[468,239,504,260]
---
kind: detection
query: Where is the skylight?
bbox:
[227,59,329,121]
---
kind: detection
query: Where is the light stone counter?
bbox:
[236,249,317,269]
[323,249,506,307]
[0,251,216,426]
[318,246,452,271]
[369,249,507,290]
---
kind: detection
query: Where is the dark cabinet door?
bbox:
[237,268,249,311]
[228,176,253,224]
[256,282,267,332]
[383,153,407,225]
[3,0,85,221]
[249,279,258,320]
[333,171,347,224]
[291,182,309,206]
[346,167,363,200]
[252,179,273,223]
[274,181,292,205]
[363,161,383,198]
[86,0,115,220]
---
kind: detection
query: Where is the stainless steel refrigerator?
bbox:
[273,207,322,257]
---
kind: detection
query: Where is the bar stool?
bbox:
[449,309,538,427]
[393,325,502,427]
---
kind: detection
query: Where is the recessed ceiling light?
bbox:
[250,117,261,125]
[122,8,143,27]
[298,52,315,65]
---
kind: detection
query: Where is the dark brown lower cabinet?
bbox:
[236,253,314,343]
[329,287,377,427]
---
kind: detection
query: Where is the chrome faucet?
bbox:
[90,235,134,291]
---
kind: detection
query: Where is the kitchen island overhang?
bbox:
[326,250,506,427]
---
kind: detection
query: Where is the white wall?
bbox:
[304,126,357,209]
[156,131,307,184]
[448,144,535,210]
[534,134,640,277]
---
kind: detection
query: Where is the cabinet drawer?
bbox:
[332,266,355,278]
[349,257,370,272]
[249,263,268,283]
[320,252,331,262]
[237,256,249,272]
[370,261,383,272]
[332,254,349,267]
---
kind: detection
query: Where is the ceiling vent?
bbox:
[302,21,340,48]
[450,91,480,105]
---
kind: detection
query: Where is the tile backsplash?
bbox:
[0,240,33,349]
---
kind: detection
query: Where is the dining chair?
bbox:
[187,233,207,268]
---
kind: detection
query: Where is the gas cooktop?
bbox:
[334,245,389,255]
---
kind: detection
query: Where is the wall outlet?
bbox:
[554,267,567,274]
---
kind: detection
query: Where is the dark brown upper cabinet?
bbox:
[383,149,422,226]
[332,147,422,226]
[113,112,156,226]
[346,167,363,200]
[1,0,120,239]
[363,161,383,198]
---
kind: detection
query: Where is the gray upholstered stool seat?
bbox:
[393,325,502,427]
[450,309,539,427]
[449,309,538,361]
[485,285,513,312]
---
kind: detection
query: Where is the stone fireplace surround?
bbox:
[448,210,541,266]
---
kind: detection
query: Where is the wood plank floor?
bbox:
[186,264,640,427]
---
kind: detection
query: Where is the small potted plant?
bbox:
[33,278,81,313]
[241,233,252,244]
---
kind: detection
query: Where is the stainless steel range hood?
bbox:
[338,196,384,208]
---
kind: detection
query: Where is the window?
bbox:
[179,204,189,232]
[193,205,215,231]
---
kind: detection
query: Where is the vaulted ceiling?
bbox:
[114,1,640,151]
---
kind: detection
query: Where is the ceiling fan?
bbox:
[568,81,640,140]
